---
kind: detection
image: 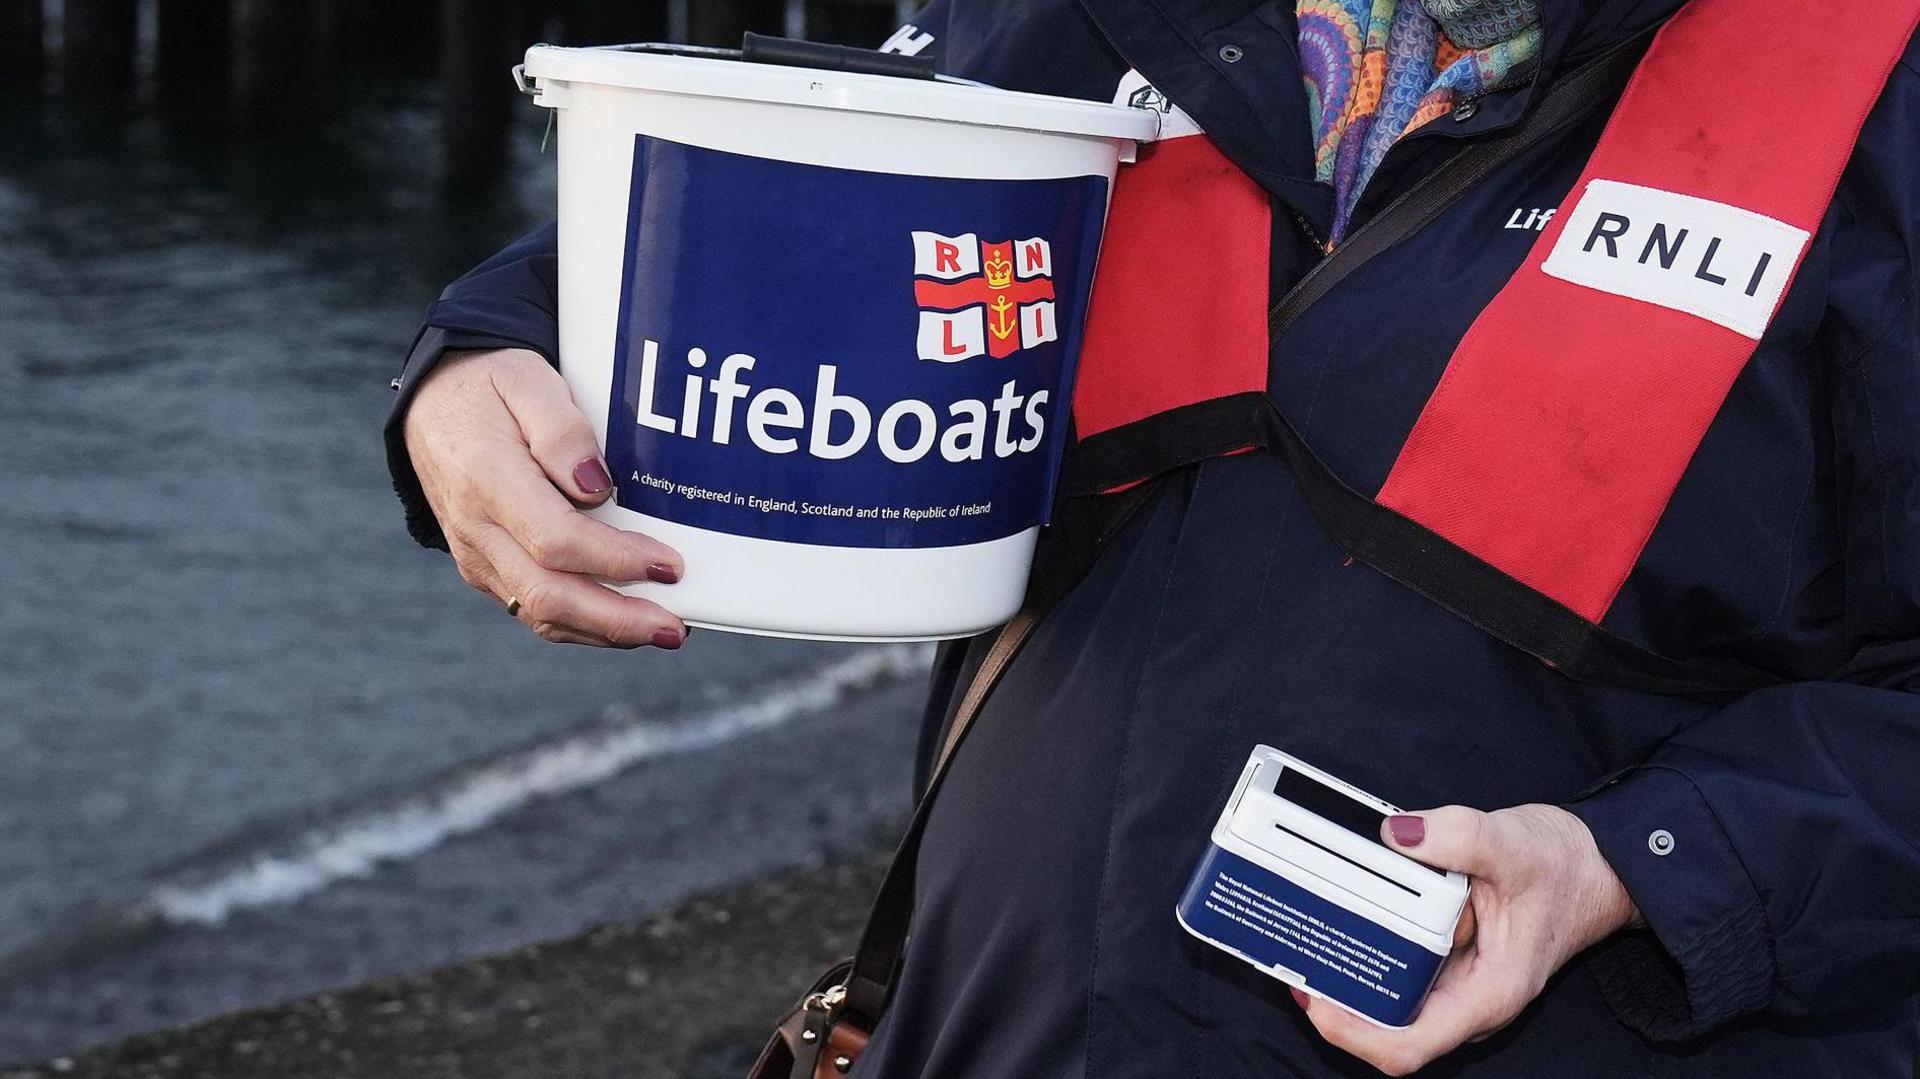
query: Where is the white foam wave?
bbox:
[145,644,932,926]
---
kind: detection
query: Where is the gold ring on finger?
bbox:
[504,595,522,617]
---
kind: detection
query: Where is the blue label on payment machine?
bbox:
[1178,846,1445,1028]
[604,135,1109,549]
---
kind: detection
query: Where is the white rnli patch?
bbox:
[1540,179,1809,340]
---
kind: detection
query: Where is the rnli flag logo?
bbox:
[911,231,1059,363]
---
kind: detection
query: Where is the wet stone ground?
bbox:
[1,841,893,1079]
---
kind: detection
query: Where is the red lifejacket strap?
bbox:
[1070,133,1272,442]
[1376,0,1920,623]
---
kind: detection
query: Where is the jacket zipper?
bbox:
[1330,70,1542,242]
[1267,32,1648,336]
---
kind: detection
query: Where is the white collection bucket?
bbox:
[519,41,1157,642]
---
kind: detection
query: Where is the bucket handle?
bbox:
[511,35,938,104]
[739,32,936,80]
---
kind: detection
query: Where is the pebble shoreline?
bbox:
[3,847,892,1079]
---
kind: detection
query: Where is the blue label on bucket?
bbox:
[605,135,1109,548]
[1177,846,1445,1027]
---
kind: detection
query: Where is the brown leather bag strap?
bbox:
[835,484,1155,1029]
[934,581,1046,773]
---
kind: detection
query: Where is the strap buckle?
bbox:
[804,983,847,1014]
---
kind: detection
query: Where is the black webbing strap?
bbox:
[1259,390,1781,699]
[1068,390,1782,700]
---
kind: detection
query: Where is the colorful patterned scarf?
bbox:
[1299,0,1543,244]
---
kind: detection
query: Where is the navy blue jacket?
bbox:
[387,1,1920,1074]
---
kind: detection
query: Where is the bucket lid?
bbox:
[520,43,1161,143]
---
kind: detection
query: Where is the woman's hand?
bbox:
[404,348,688,649]
[1295,804,1640,1076]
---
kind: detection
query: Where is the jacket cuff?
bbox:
[384,325,558,551]
[1565,766,1777,1042]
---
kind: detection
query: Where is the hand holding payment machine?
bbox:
[1177,747,1470,1028]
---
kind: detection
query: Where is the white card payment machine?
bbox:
[1176,746,1470,1027]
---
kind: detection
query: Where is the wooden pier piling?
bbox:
[156,0,232,120]
[686,0,782,46]
[16,0,908,139]
[0,0,43,95]
[559,0,667,47]
[61,0,136,103]
[231,0,340,127]
[441,0,515,189]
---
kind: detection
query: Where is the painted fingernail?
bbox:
[651,627,684,650]
[1388,814,1426,847]
[573,457,612,495]
[1289,988,1311,1009]
[646,562,680,584]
